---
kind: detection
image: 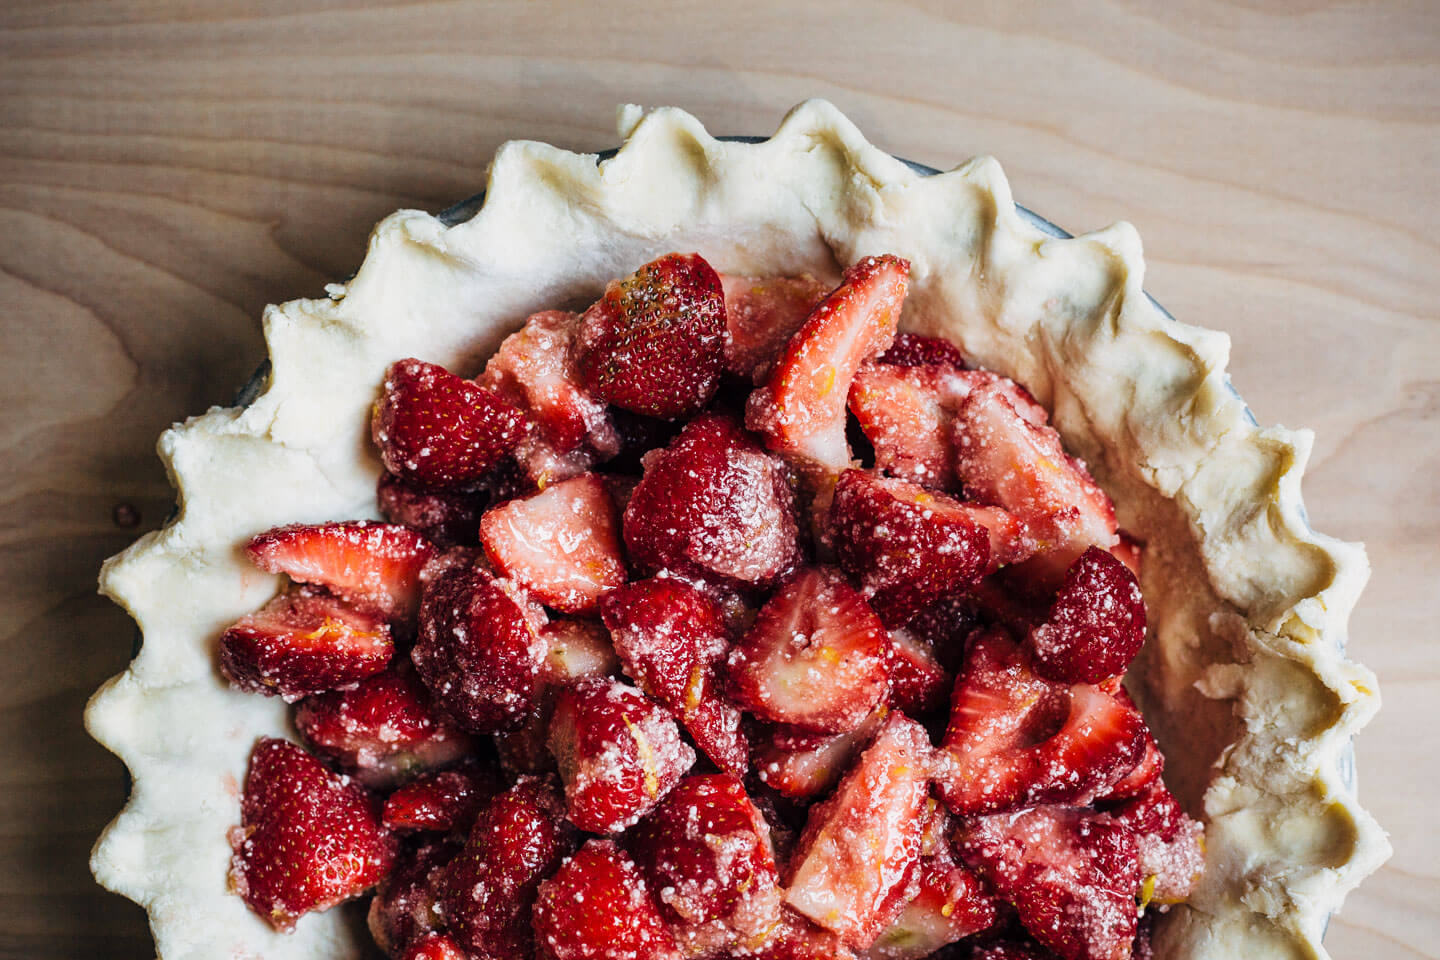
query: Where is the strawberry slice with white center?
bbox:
[219,590,392,702]
[541,617,621,684]
[726,566,892,734]
[955,806,1141,960]
[228,738,397,932]
[533,838,684,960]
[722,272,830,382]
[861,846,998,960]
[754,708,887,800]
[746,255,909,472]
[246,520,437,618]
[784,712,935,949]
[936,628,1146,816]
[480,472,627,615]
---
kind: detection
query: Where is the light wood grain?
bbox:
[1,2,1435,957]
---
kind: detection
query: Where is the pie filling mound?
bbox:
[216,250,1207,960]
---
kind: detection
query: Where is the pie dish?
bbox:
[86,100,1388,960]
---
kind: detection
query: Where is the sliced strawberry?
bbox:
[438,775,576,958]
[367,836,458,954]
[411,564,548,733]
[542,617,620,684]
[382,759,505,834]
[956,806,1141,960]
[533,838,683,960]
[1103,781,1204,905]
[480,472,628,615]
[246,520,437,618]
[885,628,952,718]
[721,272,830,382]
[632,774,782,951]
[228,738,396,931]
[848,362,971,490]
[377,471,489,548]
[602,577,748,774]
[828,470,992,627]
[219,590,392,702]
[745,255,908,472]
[294,666,474,788]
[862,852,997,960]
[372,357,531,490]
[876,332,968,370]
[727,908,860,959]
[573,252,727,420]
[726,567,891,733]
[754,708,886,801]
[548,677,696,833]
[784,713,934,948]
[937,629,1146,816]
[1026,546,1146,684]
[1102,692,1163,801]
[401,933,469,960]
[623,412,802,588]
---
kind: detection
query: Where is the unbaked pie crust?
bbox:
[86,100,1388,960]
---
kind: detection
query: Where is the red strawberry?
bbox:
[439,775,577,958]
[726,908,860,959]
[411,564,548,733]
[228,738,396,931]
[246,520,437,618]
[602,577,748,775]
[542,617,620,684]
[632,774,782,951]
[1103,781,1204,905]
[1026,546,1146,684]
[754,708,886,801]
[367,837,458,953]
[784,713,935,948]
[294,666,474,788]
[219,590,392,702]
[876,332,968,370]
[382,759,504,834]
[848,362,971,490]
[965,940,1060,960]
[726,567,891,734]
[480,472,628,615]
[401,933,469,960]
[377,471,489,547]
[862,852,997,959]
[721,273,830,382]
[372,357,531,489]
[885,628,952,718]
[623,412,802,588]
[955,806,1141,960]
[828,470,992,627]
[936,629,1146,816]
[548,677,696,833]
[533,838,683,960]
[746,255,908,472]
[1101,692,1163,801]
[574,252,728,420]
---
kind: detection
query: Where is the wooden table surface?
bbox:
[2,2,1435,957]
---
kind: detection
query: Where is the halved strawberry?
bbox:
[542,617,620,684]
[1026,546,1146,684]
[828,470,991,627]
[1102,781,1204,905]
[623,412,802,588]
[377,471,489,547]
[602,577,748,775]
[246,520,437,618]
[955,806,1141,960]
[573,252,728,420]
[548,677,696,833]
[726,566,891,734]
[401,934,469,960]
[936,629,1146,816]
[754,708,886,801]
[439,775,577,958]
[367,836,458,954]
[294,665,474,788]
[1101,691,1163,801]
[632,773,782,951]
[746,255,908,472]
[480,472,628,615]
[219,590,392,702]
[784,713,935,949]
[885,628,952,718]
[533,838,683,960]
[382,758,504,834]
[848,362,971,490]
[228,738,397,932]
[862,850,997,960]
[727,908,860,960]
[372,357,531,490]
[722,272,830,382]
[411,564,548,733]
[876,332,969,370]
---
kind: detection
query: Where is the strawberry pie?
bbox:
[88,102,1386,960]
